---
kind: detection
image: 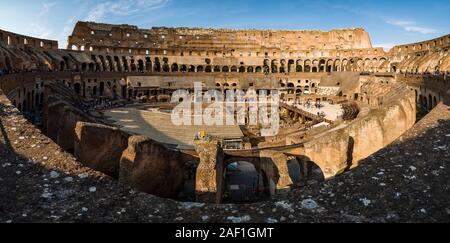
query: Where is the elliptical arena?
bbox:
[0,22,449,222]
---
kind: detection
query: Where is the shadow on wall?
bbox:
[0,106,137,222]
[221,161,262,203]
[290,155,326,185]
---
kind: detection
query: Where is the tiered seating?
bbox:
[341,102,360,121]
[316,86,340,96]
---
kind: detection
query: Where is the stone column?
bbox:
[260,150,293,193]
[119,136,185,198]
[194,139,225,204]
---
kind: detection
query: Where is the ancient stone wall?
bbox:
[68,21,373,53]
[398,74,450,110]
[120,136,185,198]
[390,34,450,73]
[74,122,130,178]
[0,28,58,50]
[302,82,416,178]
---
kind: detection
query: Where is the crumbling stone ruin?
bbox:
[0,22,449,223]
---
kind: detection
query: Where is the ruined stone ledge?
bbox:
[0,91,449,223]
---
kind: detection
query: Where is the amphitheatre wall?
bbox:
[398,74,450,111]
[0,29,58,50]
[68,21,373,52]
[301,78,416,178]
[389,34,450,73]
[0,25,449,203]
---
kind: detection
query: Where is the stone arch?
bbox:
[214,65,221,72]
[222,66,229,73]
[74,83,81,95]
[59,61,66,71]
[312,60,319,72]
[121,57,129,71]
[288,59,295,73]
[171,63,179,72]
[334,59,341,72]
[114,56,122,72]
[263,59,270,73]
[180,65,187,72]
[372,58,378,72]
[319,59,326,72]
[391,65,397,73]
[162,63,170,72]
[231,66,238,72]
[304,60,311,72]
[197,65,204,72]
[153,57,161,73]
[154,58,161,72]
[326,60,333,72]
[145,57,152,72]
[342,59,349,71]
[255,66,262,73]
[223,161,263,202]
[137,59,144,72]
[130,59,137,72]
[279,59,287,73]
[106,56,114,71]
[87,61,94,72]
[247,66,254,73]
[189,65,196,72]
[271,60,278,73]
[296,60,303,72]
[99,82,105,96]
[364,58,371,72]
[98,55,107,71]
[239,66,246,73]
[205,65,212,73]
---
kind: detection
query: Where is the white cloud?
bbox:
[87,0,170,22]
[373,43,398,51]
[39,2,56,16]
[386,20,439,34]
[29,23,53,40]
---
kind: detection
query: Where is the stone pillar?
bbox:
[260,151,293,194]
[194,139,225,204]
[119,136,185,198]
[74,122,129,178]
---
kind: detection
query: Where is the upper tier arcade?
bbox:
[68,21,373,54]
[389,34,450,73]
[0,29,58,50]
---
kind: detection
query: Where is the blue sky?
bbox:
[0,0,449,50]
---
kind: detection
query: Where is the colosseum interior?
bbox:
[0,20,449,223]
